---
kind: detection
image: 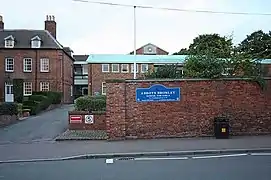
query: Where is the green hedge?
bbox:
[22,100,42,115]
[0,103,18,115]
[13,79,24,103]
[32,91,62,104]
[75,95,106,111]
[28,95,50,110]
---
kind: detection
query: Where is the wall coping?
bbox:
[120,77,271,83]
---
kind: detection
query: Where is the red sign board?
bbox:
[69,115,82,123]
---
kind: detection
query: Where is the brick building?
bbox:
[86,54,186,96]
[0,15,74,103]
[73,43,170,97]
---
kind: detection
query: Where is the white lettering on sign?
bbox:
[70,115,82,123]
[85,115,94,124]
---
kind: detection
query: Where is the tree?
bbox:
[145,64,182,79]
[236,30,271,59]
[188,34,233,58]
[173,48,190,55]
[183,53,226,78]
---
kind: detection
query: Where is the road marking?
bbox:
[105,159,114,164]
[250,153,271,156]
[134,157,189,161]
[192,153,248,159]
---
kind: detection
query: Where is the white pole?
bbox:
[133,6,137,79]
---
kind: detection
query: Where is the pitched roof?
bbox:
[0,29,62,49]
[73,55,89,61]
[129,43,169,54]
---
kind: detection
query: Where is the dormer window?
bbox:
[31,36,41,48]
[4,35,15,48]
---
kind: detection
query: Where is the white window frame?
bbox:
[40,58,49,72]
[5,40,14,48]
[5,58,14,72]
[112,64,119,73]
[131,64,138,73]
[141,64,149,73]
[23,82,32,96]
[40,82,50,91]
[82,64,88,75]
[102,82,106,95]
[31,40,41,48]
[71,85,73,96]
[102,64,109,72]
[23,58,32,72]
[121,64,129,73]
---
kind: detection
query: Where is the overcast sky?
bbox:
[1,0,271,54]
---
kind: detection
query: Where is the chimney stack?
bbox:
[45,15,56,39]
[0,15,4,30]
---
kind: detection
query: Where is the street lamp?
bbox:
[133,6,137,79]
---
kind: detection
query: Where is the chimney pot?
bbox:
[45,15,56,38]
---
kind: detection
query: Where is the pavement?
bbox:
[0,154,270,180]
[0,103,270,163]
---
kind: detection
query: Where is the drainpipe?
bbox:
[35,50,38,91]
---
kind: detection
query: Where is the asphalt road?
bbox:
[0,154,270,180]
[0,105,73,144]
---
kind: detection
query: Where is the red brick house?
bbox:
[0,15,74,103]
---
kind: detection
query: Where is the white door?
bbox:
[5,82,14,102]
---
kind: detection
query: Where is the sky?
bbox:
[1,0,271,55]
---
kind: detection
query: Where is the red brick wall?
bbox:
[106,79,271,140]
[68,111,106,130]
[0,49,73,103]
[89,64,153,95]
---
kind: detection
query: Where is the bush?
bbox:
[13,79,24,103]
[17,103,23,115]
[0,103,18,115]
[75,95,106,111]
[22,100,42,115]
[28,95,50,110]
[32,91,62,104]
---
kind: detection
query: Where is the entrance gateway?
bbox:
[5,82,14,102]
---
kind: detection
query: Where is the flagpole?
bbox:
[133,6,137,79]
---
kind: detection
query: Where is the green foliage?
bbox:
[32,91,62,104]
[236,30,271,59]
[75,95,106,111]
[173,48,190,55]
[13,79,23,103]
[145,64,183,79]
[0,103,18,115]
[22,101,41,115]
[188,34,233,58]
[17,103,23,115]
[183,54,226,79]
[28,95,50,110]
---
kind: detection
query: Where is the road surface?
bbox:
[0,105,73,144]
[0,154,270,180]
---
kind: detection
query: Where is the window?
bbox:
[82,65,88,75]
[40,58,49,72]
[5,40,15,48]
[71,85,73,96]
[23,58,32,72]
[112,64,119,73]
[31,40,41,48]
[5,58,14,72]
[102,64,109,72]
[23,82,32,96]
[141,64,149,73]
[102,82,106,95]
[131,64,138,73]
[121,64,129,73]
[40,82,49,91]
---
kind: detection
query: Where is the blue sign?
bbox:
[136,84,181,102]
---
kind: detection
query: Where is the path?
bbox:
[0,105,73,144]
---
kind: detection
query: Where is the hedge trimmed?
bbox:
[28,95,50,110]
[0,103,18,115]
[22,100,42,115]
[75,95,106,111]
[32,91,62,104]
